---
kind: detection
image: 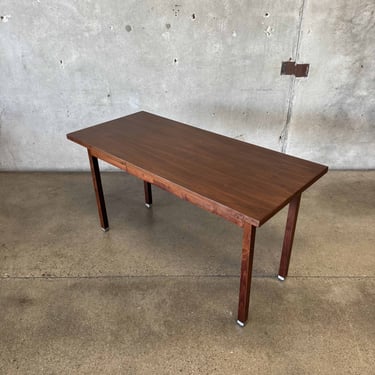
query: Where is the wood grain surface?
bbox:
[67,111,327,227]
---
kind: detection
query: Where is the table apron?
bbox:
[88,147,258,228]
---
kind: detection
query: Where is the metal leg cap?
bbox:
[145,203,152,208]
[101,227,109,232]
[236,320,245,327]
[278,275,285,281]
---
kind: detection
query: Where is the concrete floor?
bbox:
[0,171,374,374]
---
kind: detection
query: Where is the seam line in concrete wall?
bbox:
[280,0,307,153]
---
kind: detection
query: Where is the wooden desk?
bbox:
[67,111,328,326]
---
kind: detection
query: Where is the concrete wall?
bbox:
[0,0,374,170]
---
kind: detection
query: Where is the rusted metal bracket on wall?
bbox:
[281,61,310,77]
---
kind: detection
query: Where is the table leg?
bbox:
[237,223,256,327]
[144,181,152,208]
[88,150,109,231]
[278,194,301,280]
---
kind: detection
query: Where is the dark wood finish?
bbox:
[237,223,256,325]
[88,150,109,231]
[85,147,246,227]
[278,194,301,279]
[144,181,152,206]
[67,111,327,228]
[67,111,328,326]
